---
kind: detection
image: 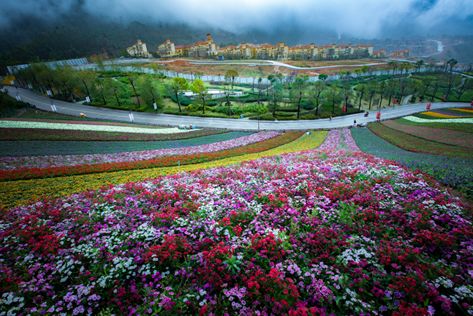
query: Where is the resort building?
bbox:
[157,39,176,58]
[390,49,410,58]
[150,35,377,61]
[188,34,219,58]
[126,40,151,58]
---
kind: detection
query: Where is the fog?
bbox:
[1,0,473,38]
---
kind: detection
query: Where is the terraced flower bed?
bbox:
[0,131,252,157]
[0,132,278,169]
[0,128,226,141]
[1,133,471,315]
[405,116,473,124]
[382,120,473,149]
[368,123,473,159]
[396,118,473,134]
[352,127,473,200]
[0,131,326,209]
[0,132,288,181]
[0,120,189,134]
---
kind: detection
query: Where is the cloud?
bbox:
[1,0,472,38]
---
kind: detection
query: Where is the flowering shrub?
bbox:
[1,129,471,315]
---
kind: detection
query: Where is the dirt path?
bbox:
[382,120,473,149]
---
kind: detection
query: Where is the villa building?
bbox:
[157,39,176,58]
[126,40,151,58]
[151,34,377,61]
[390,49,410,58]
[188,34,219,58]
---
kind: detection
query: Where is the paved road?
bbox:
[5,86,469,131]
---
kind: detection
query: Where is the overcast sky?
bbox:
[1,0,473,38]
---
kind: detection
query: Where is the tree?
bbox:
[77,71,96,103]
[318,74,328,81]
[191,79,207,114]
[310,81,326,117]
[388,61,398,77]
[377,81,386,109]
[415,60,425,73]
[225,69,239,92]
[385,80,396,106]
[445,58,458,100]
[138,76,161,111]
[367,82,377,110]
[456,78,471,101]
[268,74,283,118]
[53,66,79,101]
[169,77,188,113]
[103,78,122,106]
[128,77,140,107]
[341,81,353,112]
[257,77,263,104]
[356,84,366,111]
[328,85,343,115]
[292,74,309,119]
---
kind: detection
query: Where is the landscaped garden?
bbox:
[10,58,473,122]
[1,128,472,315]
[2,60,473,316]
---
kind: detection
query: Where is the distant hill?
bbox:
[0,10,240,73]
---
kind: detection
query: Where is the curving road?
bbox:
[4,86,469,131]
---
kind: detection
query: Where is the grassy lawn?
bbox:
[368,122,473,159]
[0,131,251,156]
[351,127,473,201]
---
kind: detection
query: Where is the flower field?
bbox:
[404,116,473,124]
[0,128,226,141]
[0,131,325,209]
[0,120,191,134]
[0,131,252,157]
[1,129,472,315]
[381,120,473,149]
[352,127,473,200]
[368,123,473,159]
[0,132,295,181]
[0,131,279,169]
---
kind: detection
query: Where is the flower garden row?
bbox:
[0,132,293,181]
[352,127,473,200]
[404,116,473,124]
[1,129,472,315]
[0,120,191,134]
[368,122,472,159]
[0,131,325,209]
[0,127,225,141]
[0,131,279,170]
[0,131,252,157]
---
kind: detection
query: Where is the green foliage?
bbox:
[0,92,28,117]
